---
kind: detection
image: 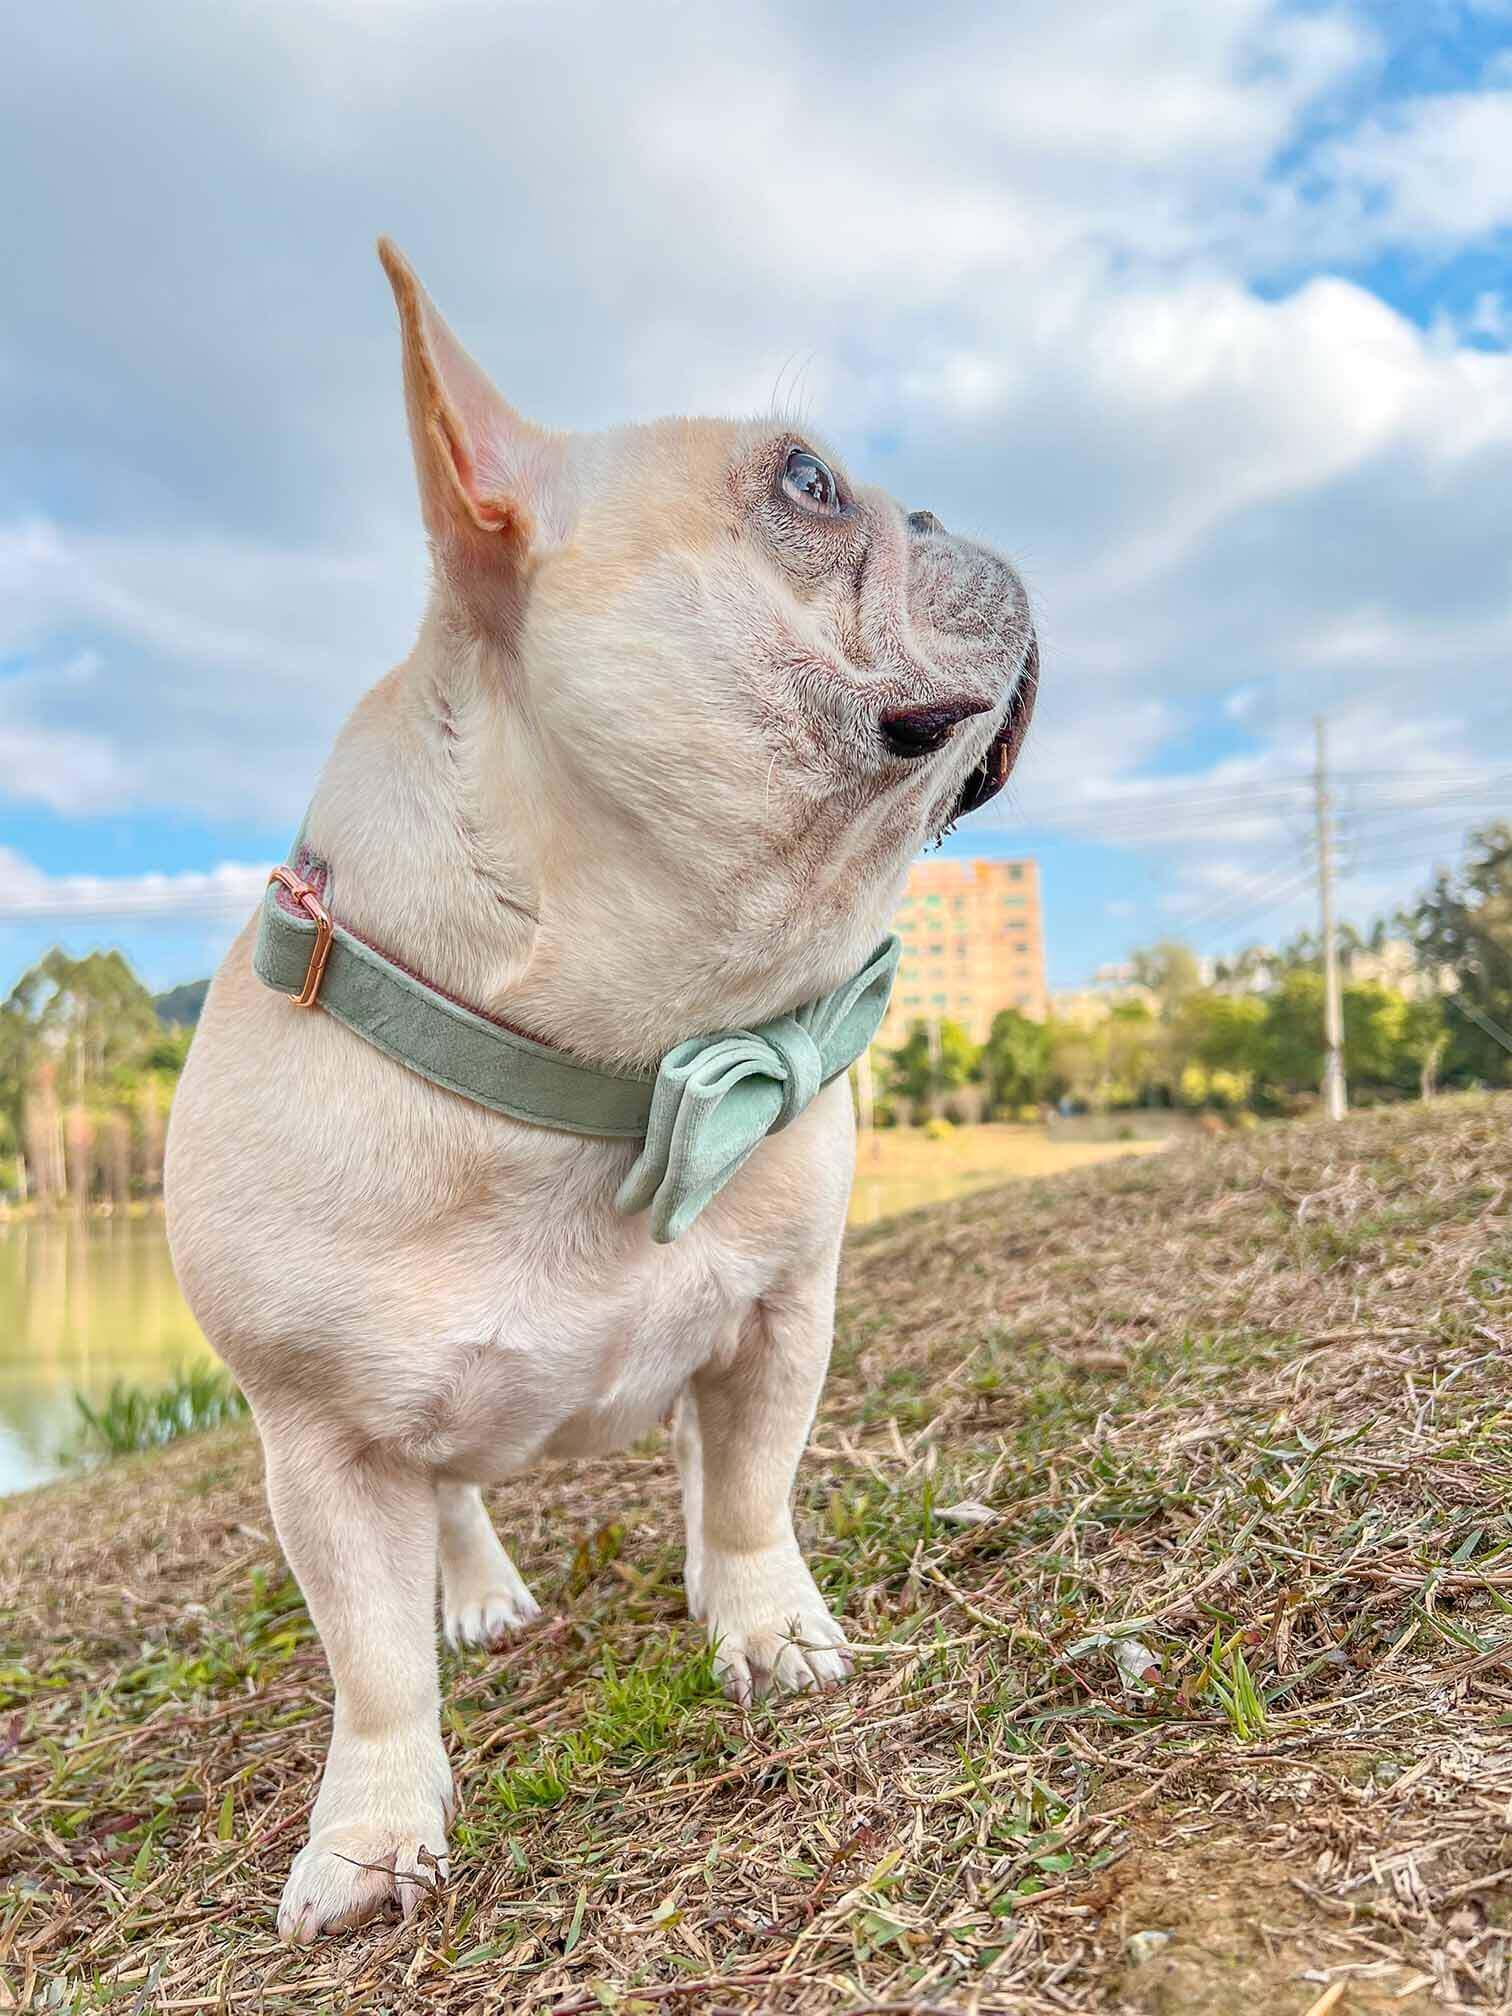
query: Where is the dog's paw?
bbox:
[277,1818,449,1944]
[443,1565,541,1651]
[700,1548,851,1705]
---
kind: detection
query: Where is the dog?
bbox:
[164,238,1037,1943]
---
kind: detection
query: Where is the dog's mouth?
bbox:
[951,636,1038,821]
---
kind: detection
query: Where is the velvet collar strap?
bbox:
[252,850,899,1245]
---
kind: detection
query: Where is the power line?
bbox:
[1335,787,1512,833]
[1181,869,1321,947]
[1174,856,1317,935]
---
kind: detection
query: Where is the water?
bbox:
[0,1216,213,1495]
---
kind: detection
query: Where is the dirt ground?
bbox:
[3,1094,1510,2013]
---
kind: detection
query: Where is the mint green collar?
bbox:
[252,852,898,1244]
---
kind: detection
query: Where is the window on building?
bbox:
[1008,864,1023,880]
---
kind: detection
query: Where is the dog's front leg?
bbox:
[437,1481,542,1650]
[262,1424,454,1943]
[683,1274,849,1705]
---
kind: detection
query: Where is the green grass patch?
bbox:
[478,1638,721,1828]
[70,1365,249,1458]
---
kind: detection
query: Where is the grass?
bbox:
[70,1366,249,1457]
[846,1120,1165,1225]
[2,1093,1511,2011]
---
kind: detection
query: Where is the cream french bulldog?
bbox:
[164,239,1037,1943]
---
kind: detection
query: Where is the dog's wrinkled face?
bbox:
[381,241,1036,1043]
[536,424,1036,860]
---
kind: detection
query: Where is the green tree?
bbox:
[1407,823,1512,1086]
[978,1009,1051,1116]
[1341,981,1408,1092]
[2,948,175,1204]
[1128,940,1203,1017]
[1103,999,1160,1106]
[1174,992,1267,1075]
[1260,970,1326,1096]
[1398,996,1449,1099]
[882,1019,979,1119]
[1046,1003,1160,1112]
[5,949,160,1095]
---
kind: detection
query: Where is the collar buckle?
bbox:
[268,866,334,1007]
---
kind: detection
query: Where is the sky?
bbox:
[3,0,1511,996]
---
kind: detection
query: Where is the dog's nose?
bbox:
[880,697,991,759]
[907,509,945,535]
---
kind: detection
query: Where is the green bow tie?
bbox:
[253,852,899,1244]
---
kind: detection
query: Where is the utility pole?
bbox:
[1314,715,1347,1121]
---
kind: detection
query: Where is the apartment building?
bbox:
[879,857,1047,1045]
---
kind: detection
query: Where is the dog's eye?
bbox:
[781,449,843,517]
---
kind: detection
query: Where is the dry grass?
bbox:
[3,1094,1511,2014]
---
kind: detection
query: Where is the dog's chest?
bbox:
[401,1093,847,1469]
[424,1207,773,1475]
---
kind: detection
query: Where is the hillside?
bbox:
[3,1097,1510,2013]
[151,979,209,1028]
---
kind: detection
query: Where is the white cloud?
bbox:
[0,849,270,923]
[1312,88,1512,246]
[0,516,425,818]
[2,0,1510,979]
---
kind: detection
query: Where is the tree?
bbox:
[1128,941,1203,1017]
[1260,971,1326,1096]
[1174,992,1266,1075]
[881,1019,979,1120]
[1342,982,1408,1092]
[5,949,160,1095]
[1103,1000,1161,1106]
[1408,823,1512,1086]
[979,1009,1051,1116]
[1,948,178,1204]
[1046,1002,1161,1112]
[1399,997,1449,1100]
[1210,943,1273,991]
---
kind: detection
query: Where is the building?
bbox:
[879,857,1047,1045]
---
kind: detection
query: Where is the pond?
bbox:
[0,1126,1168,1496]
[0,1215,214,1496]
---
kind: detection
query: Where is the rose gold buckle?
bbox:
[268,866,334,1008]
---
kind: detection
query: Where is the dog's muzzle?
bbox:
[954,634,1039,818]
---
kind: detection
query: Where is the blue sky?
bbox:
[3,0,1511,994]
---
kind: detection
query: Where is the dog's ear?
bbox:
[378,238,570,603]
